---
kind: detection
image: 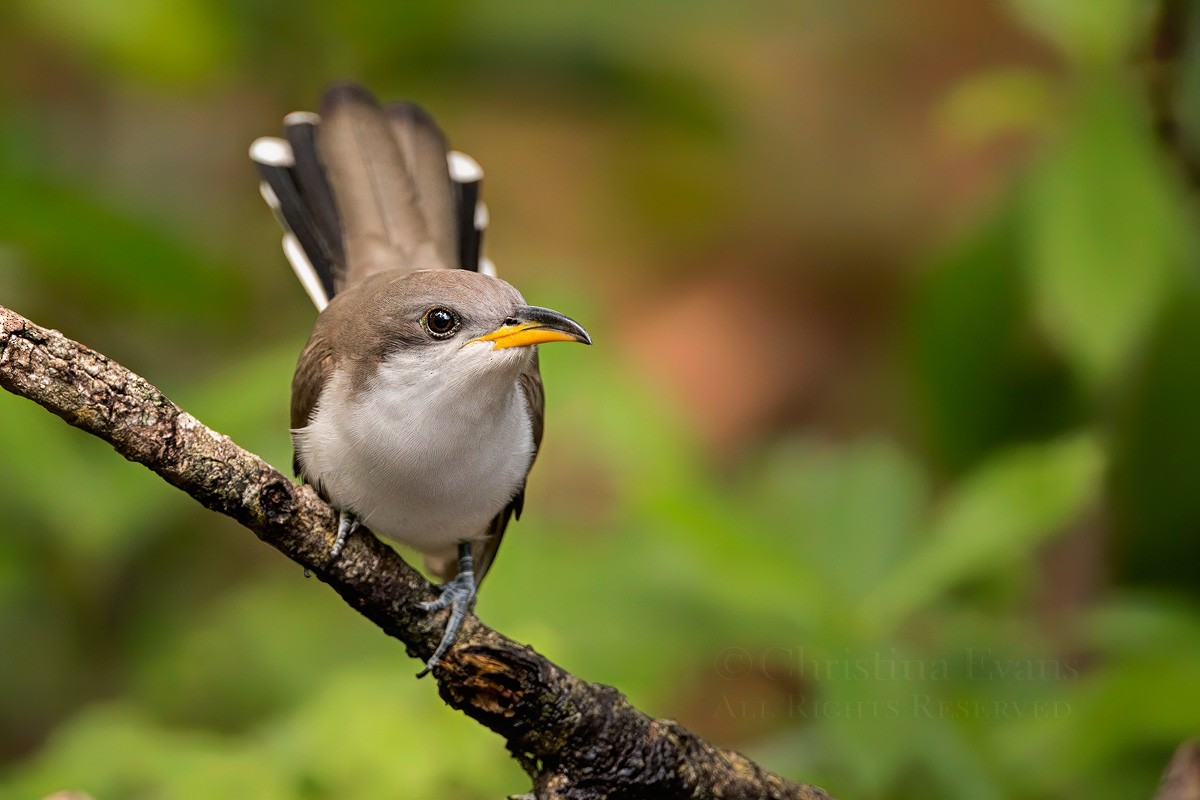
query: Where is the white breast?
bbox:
[294,346,535,555]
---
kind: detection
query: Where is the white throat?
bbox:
[293,343,535,554]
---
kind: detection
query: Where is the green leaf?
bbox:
[1006,0,1148,64]
[910,200,1082,473]
[1109,289,1200,587]
[936,68,1059,146]
[1024,81,1182,387]
[750,439,926,605]
[861,434,1104,632]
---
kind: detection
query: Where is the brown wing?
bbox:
[470,352,545,584]
[289,331,337,480]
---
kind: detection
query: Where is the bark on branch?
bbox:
[0,304,833,800]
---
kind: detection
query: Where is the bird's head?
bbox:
[327,269,590,394]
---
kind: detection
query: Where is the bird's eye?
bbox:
[421,307,461,339]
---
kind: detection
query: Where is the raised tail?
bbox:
[250,83,490,309]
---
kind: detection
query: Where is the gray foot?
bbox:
[331,509,360,561]
[416,542,476,678]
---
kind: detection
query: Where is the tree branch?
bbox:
[0,304,833,800]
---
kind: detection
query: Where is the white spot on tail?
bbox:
[479,257,497,277]
[283,234,330,310]
[448,151,483,183]
[249,136,294,167]
[284,111,321,127]
[258,181,282,211]
[474,201,489,231]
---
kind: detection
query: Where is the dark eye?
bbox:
[422,307,460,339]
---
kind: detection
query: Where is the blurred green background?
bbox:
[1,1,1198,798]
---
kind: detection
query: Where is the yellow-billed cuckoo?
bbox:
[249,83,590,675]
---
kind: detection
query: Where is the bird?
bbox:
[249,83,591,676]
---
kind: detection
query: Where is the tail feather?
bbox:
[448,151,484,272]
[282,232,331,310]
[283,112,343,277]
[385,102,458,270]
[252,82,494,308]
[251,137,336,308]
[318,83,430,284]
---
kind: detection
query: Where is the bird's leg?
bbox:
[415,541,476,678]
[330,509,360,561]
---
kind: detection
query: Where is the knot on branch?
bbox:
[260,478,296,525]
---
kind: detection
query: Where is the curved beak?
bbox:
[469,305,592,349]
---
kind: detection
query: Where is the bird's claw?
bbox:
[416,543,476,678]
[330,509,360,561]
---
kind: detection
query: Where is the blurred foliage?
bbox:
[1,1,1198,799]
